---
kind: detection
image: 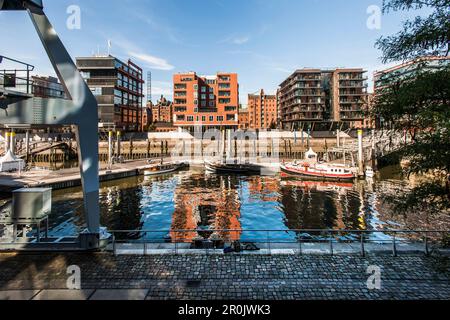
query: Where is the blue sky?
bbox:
[0,0,423,104]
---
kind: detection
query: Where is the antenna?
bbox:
[147,71,152,103]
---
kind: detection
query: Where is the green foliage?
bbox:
[376,0,450,62]
[374,0,450,214]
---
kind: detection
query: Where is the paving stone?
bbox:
[33,289,94,300]
[0,253,449,300]
[90,289,149,300]
[0,290,39,300]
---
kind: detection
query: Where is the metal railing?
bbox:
[0,55,35,95]
[108,228,450,257]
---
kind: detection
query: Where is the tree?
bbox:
[373,0,450,213]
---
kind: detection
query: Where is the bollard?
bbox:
[112,234,117,256]
[361,234,365,257]
[116,131,121,158]
[174,232,178,255]
[392,234,397,257]
[424,235,429,256]
[330,236,333,256]
[143,232,147,255]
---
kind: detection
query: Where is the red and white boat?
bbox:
[280,148,355,181]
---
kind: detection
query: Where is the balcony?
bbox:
[174,91,187,97]
[174,84,187,90]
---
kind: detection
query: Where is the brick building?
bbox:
[173,72,239,132]
[151,95,172,123]
[247,89,277,129]
[238,108,249,130]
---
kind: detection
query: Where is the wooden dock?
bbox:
[0,160,155,193]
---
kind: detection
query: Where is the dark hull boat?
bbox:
[144,162,188,176]
[205,161,262,175]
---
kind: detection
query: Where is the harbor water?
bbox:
[1,165,440,243]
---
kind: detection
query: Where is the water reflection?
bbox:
[44,168,413,242]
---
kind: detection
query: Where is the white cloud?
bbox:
[232,36,250,45]
[219,35,251,45]
[128,51,175,71]
[152,81,173,96]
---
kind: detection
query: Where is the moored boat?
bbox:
[144,162,187,176]
[280,148,355,181]
[205,160,262,175]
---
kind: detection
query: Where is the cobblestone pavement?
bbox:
[0,253,449,300]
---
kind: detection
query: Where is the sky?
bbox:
[0,0,426,104]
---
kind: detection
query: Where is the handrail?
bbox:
[108,228,450,234]
[108,228,450,257]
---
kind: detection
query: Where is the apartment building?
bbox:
[278,68,368,130]
[246,89,278,130]
[76,55,144,132]
[172,72,239,131]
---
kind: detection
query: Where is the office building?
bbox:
[76,55,144,132]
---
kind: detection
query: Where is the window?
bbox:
[209,94,214,99]
[209,116,214,122]
[209,101,215,107]
[209,87,214,93]
[201,94,206,100]
[201,86,206,93]
[187,116,194,121]
[201,101,207,107]
[193,84,198,90]
[202,116,206,122]
[217,116,224,122]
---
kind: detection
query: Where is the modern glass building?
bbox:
[76,55,144,132]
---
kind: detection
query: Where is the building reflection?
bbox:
[99,178,143,238]
[279,177,362,230]
[171,174,241,242]
[247,176,280,202]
